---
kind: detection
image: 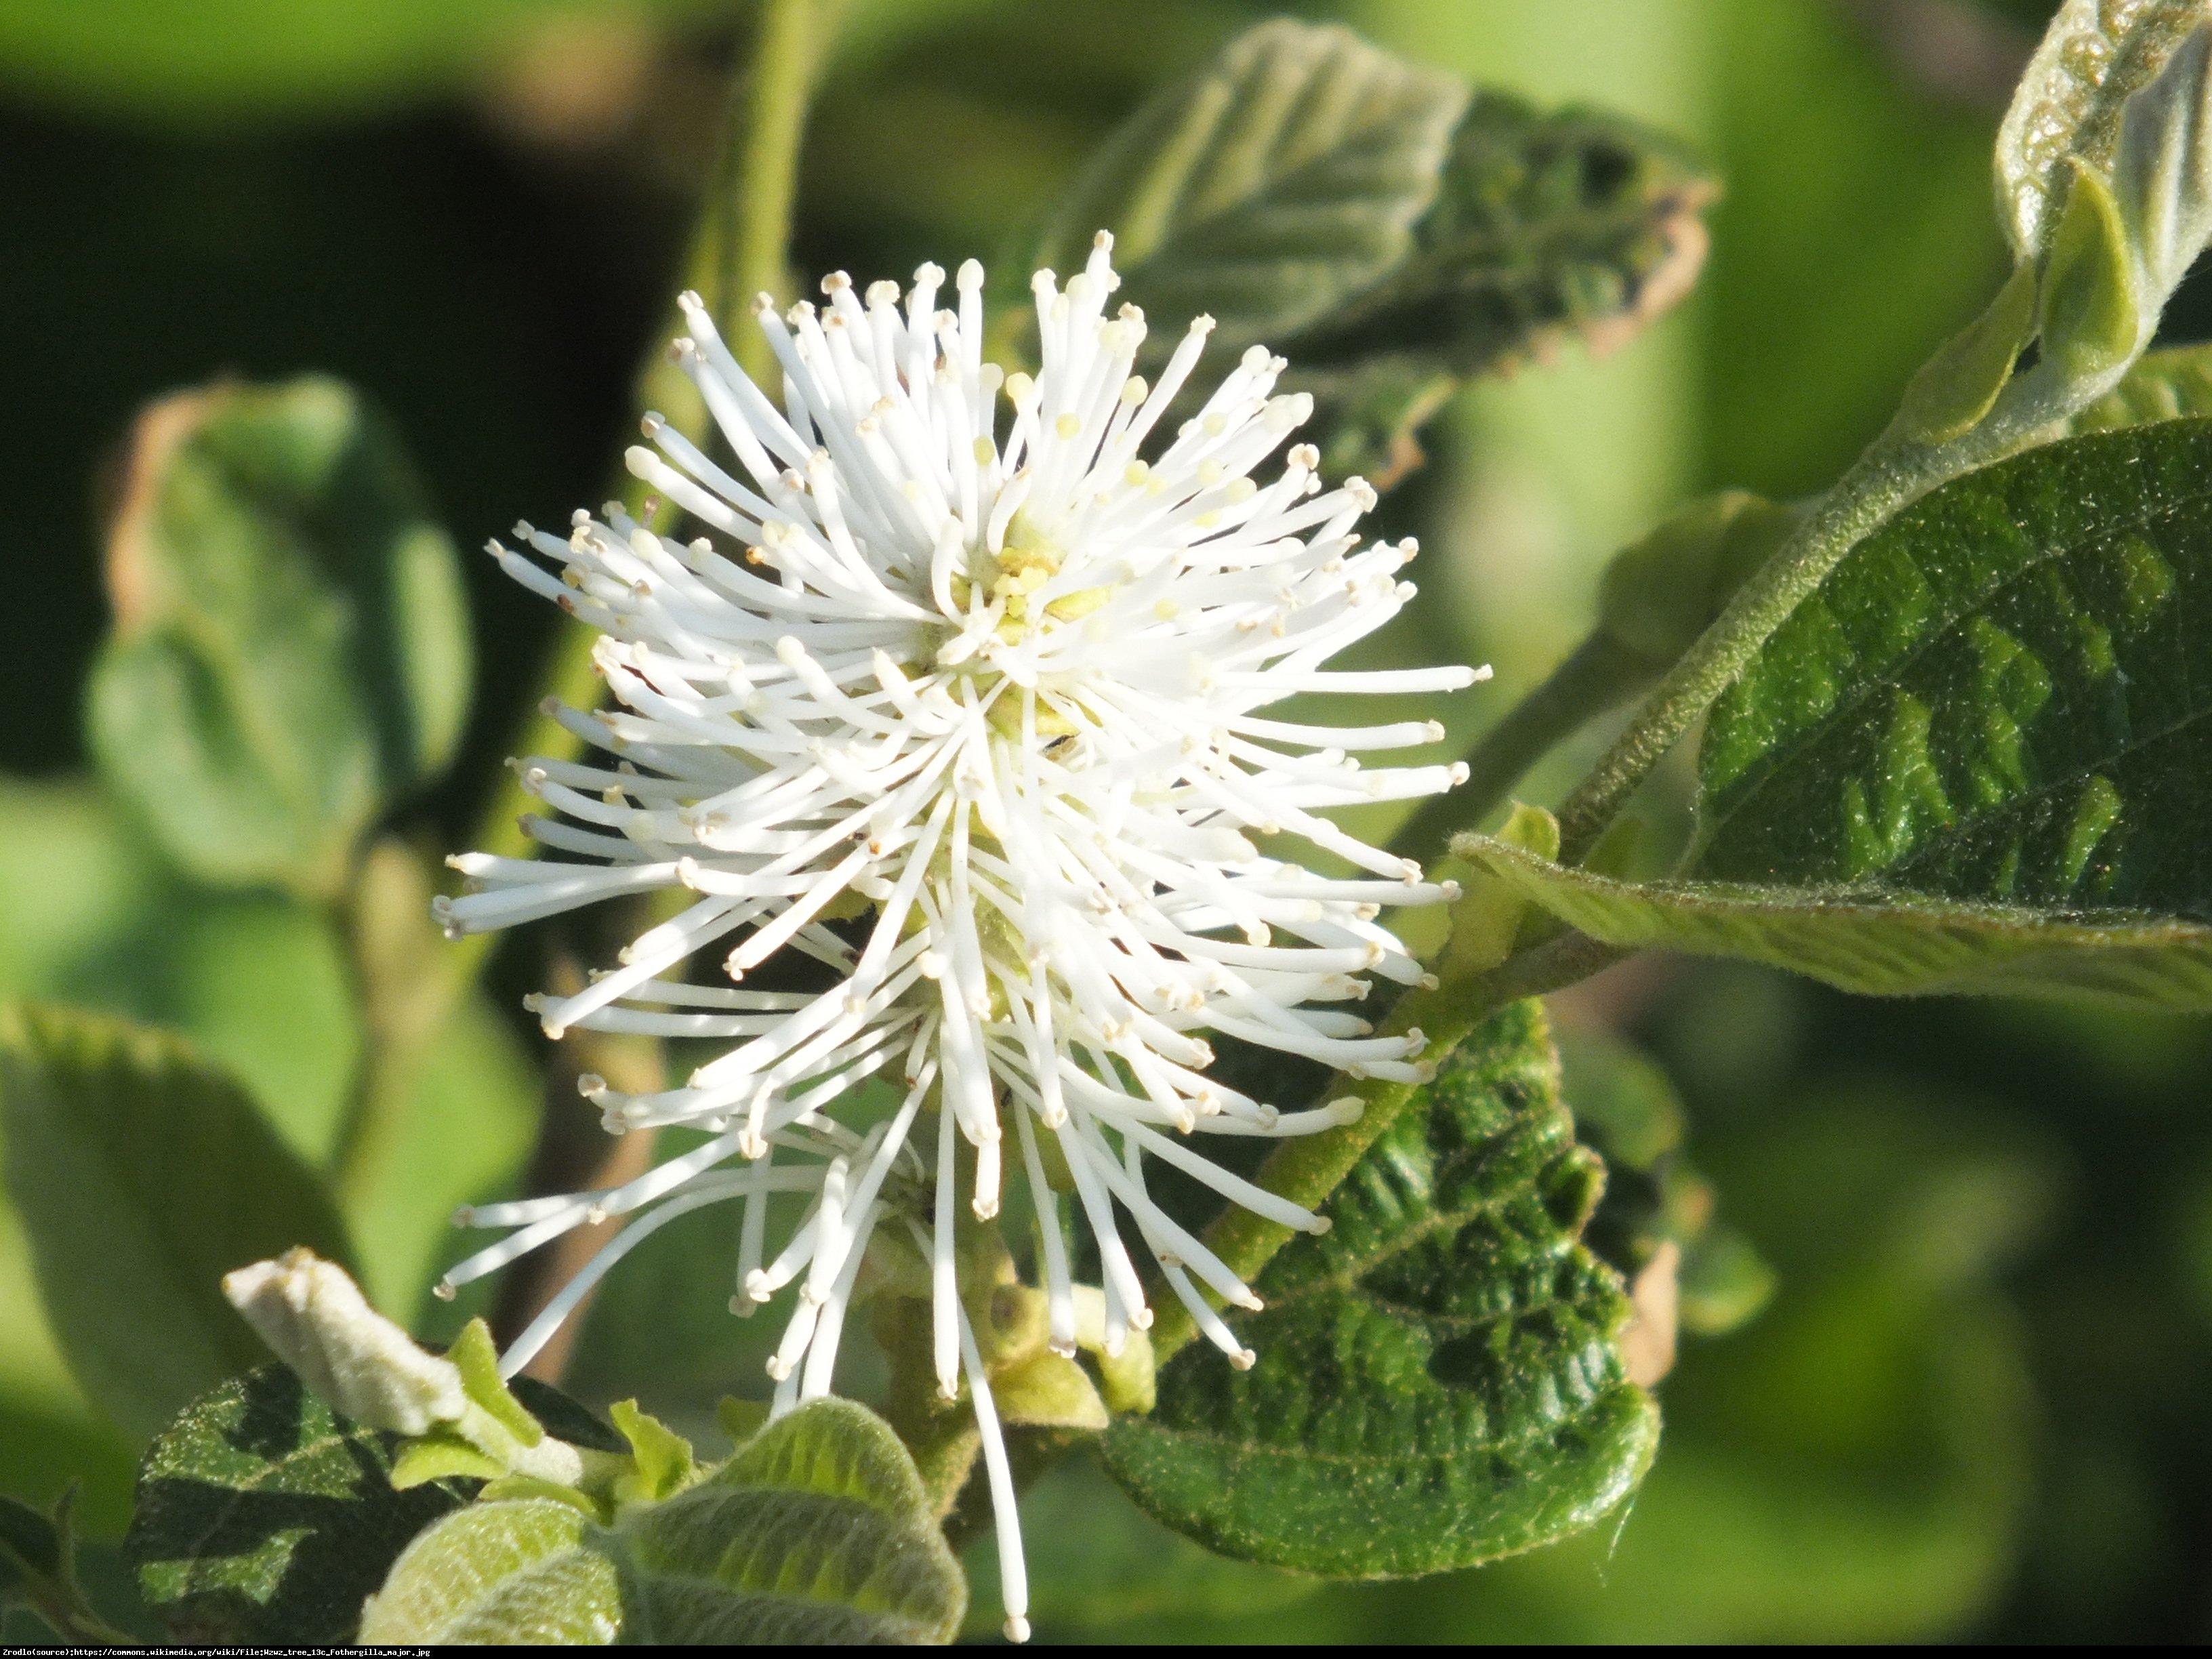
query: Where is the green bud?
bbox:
[1896,261,2039,444]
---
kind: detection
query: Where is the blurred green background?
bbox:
[1,0,2209,1643]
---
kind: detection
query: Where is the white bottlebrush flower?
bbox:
[436,232,1480,1641]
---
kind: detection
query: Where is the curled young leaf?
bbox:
[1032,20,1467,356]
[1289,91,1717,482]
[1292,91,1717,377]
[1995,0,2207,260]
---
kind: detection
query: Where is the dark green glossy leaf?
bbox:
[0,1004,352,1440]
[125,1360,617,1645]
[1032,20,1466,356]
[125,1364,466,1643]
[87,377,471,897]
[1697,422,2212,935]
[1101,1001,1656,1577]
[1457,833,2212,1008]
[359,1399,966,1644]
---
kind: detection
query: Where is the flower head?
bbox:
[438,232,1479,1640]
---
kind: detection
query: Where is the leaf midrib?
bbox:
[1702,470,2212,860]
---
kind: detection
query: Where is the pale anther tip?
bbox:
[432,1279,457,1302]
[1006,1617,1033,1643]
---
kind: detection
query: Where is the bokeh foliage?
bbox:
[3,0,2211,1646]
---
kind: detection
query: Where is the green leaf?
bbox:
[2064,342,2212,432]
[607,1399,697,1506]
[1894,262,2039,445]
[1290,88,1719,381]
[357,1498,623,1645]
[449,1317,546,1448]
[0,1004,353,1441]
[1210,83,1717,487]
[1595,491,1801,668]
[1994,0,2206,260]
[1101,1001,1656,1577]
[1694,421,2212,949]
[359,1399,966,1644]
[0,1493,61,1603]
[1031,19,1467,356]
[1358,1092,2046,1643]
[87,377,472,898]
[124,1363,467,1643]
[961,1451,1317,1641]
[0,776,362,1169]
[388,1431,506,1491]
[1456,834,2212,1009]
[1558,1028,1773,1341]
[126,1361,617,1644]
[2036,163,2139,383]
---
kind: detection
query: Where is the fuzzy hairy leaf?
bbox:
[359,1399,965,1645]
[1033,19,1465,355]
[126,1363,618,1645]
[1471,426,2212,1010]
[87,377,470,897]
[1696,422,2212,929]
[1101,1001,1656,1577]
[0,1004,352,1441]
[126,1364,466,1643]
[1294,89,1717,375]
[1288,89,1713,481]
[1994,0,2207,260]
[2066,341,2212,431]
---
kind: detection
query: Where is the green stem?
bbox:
[455,0,832,901]
[1547,254,2152,869]
[1391,633,1656,866]
[730,0,821,385]
[1549,393,2067,867]
[329,840,460,1212]
[1147,928,1624,1366]
[367,0,834,1251]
